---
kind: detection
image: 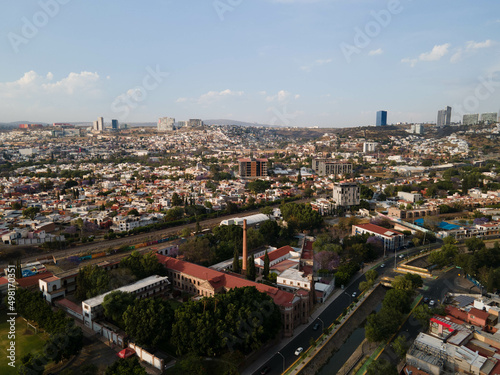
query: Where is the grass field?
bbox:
[0,309,49,374]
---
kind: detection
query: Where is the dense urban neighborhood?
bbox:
[0,118,500,375]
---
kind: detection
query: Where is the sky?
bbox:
[0,0,499,127]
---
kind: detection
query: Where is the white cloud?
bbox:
[300,58,332,72]
[0,70,101,98]
[402,43,450,67]
[175,97,188,103]
[198,89,244,104]
[419,43,450,61]
[266,90,291,102]
[466,39,493,50]
[294,94,300,99]
[368,48,383,56]
[451,40,495,63]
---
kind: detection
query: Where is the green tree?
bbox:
[171,287,281,356]
[18,353,45,375]
[123,298,174,347]
[365,308,403,342]
[263,250,270,277]
[102,291,136,327]
[382,289,412,314]
[75,265,110,300]
[365,269,378,283]
[128,208,140,216]
[259,220,280,246]
[105,357,147,375]
[233,248,240,273]
[172,192,183,206]
[413,304,433,330]
[392,335,408,359]
[179,237,213,266]
[246,255,256,281]
[465,237,486,253]
[119,251,166,279]
[22,207,41,220]
[367,358,398,375]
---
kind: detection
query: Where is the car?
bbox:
[429,300,436,307]
[260,366,271,375]
[399,254,406,259]
[352,292,357,298]
[295,347,304,356]
[423,297,430,304]
[380,263,386,268]
[313,323,320,331]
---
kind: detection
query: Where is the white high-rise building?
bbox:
[363,142,377,153]
[158,117,175,132]
[97,117,104,131]
[332,182,360,208]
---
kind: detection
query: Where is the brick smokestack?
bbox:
[242,219,248,273]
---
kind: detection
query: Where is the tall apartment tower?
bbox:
[332,182,360,208]
[97,117,104,131]
[188,119,203,127]
[238,158,268,178]
[376,111,387,126]
[158,117,175,132]
[111,119,119,130]
[437,106,451,127]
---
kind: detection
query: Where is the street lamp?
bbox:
[317,317,324,332]
[344,291,352,305]
[277,351,285,373]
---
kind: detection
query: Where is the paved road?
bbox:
[252,258,403,375]
[251,245,443,375]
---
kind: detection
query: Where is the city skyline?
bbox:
[1,0,499,127]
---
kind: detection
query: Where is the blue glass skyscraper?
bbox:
[376,111,387,126]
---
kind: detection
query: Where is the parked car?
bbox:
[429,300,436,307]
[352,292,357,298]
[295,347,304,356]
[380,263,385,268]
[313,323,320,331]
[260,366,271,375]
[423,297,430,304]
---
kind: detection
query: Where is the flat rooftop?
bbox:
[82,275,169,308]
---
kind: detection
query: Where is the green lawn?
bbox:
[0,309,49,374]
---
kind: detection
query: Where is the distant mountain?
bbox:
[203,119,274,127]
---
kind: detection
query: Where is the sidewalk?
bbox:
[242,259,381,375]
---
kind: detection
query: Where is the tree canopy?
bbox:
[171,287,281,356]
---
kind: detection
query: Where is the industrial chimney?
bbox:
[242,219,248,273]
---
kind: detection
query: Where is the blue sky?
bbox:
[1,0,499,127]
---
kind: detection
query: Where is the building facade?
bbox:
[111,119,119,130]
[238,158,268,178]
[352,223,404,251]
[188,119,203,127]
[437,106,452,127]
[481,112,498,124]
[332,182,360,208]
[158,117,175,132]
[463,114,479,126]
[157,255,311,337]
[312,159,352,177]
[376,111,387,126]
[363,142,377,153]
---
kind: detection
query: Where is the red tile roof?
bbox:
[353,223,403,237]
[16,272,52,288]
[469,307,489,321]
[55,298,83,315]
[259,246,294,262]
[157,255,295,307]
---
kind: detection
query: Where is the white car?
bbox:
[380,263,386,268]
[352,292,357,298]
[429,300,436,307]
[295,347,304,356]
